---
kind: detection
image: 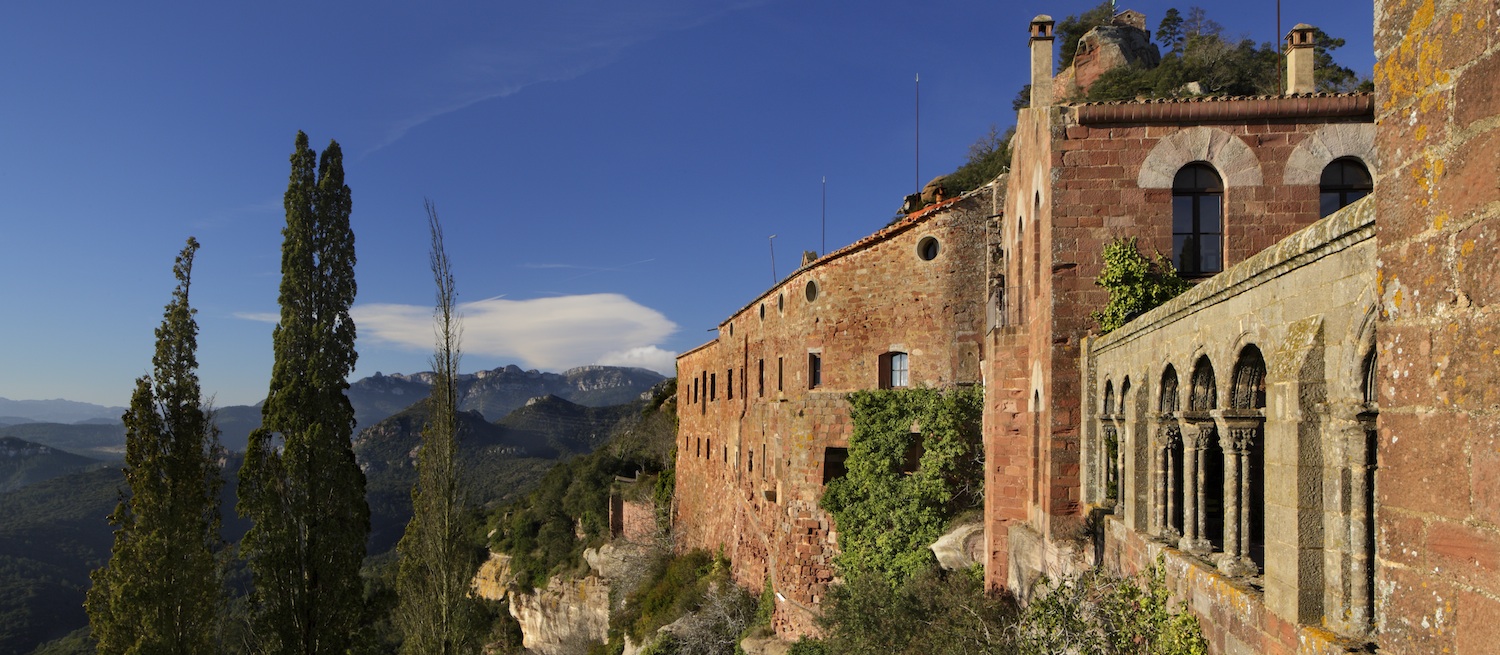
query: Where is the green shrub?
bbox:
[786,637,829,655]
[818,567,1018,655]
[819,387,984,584]
[1016,557,1209,655]
[1092,237,1191,333]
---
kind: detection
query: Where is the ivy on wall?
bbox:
[819,386,984,584]
[1093,237,1192,333]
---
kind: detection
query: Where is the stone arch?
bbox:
[1189,355,1218,412]
[1139,126,1264,189]
[1283,123,1378,185]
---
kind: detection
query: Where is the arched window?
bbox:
[1320,158,1372,217]
[1172,164,1224,276]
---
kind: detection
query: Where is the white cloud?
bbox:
[596,346,679,376]
[351,294,677,375]
[233,311,280,323]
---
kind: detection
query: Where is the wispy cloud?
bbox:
[350,293,678,375]
[233,311,280,323]
[365,0,771,154]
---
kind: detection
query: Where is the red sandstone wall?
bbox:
[675,194,992,635]
[987,96,1375,595]
[1373,1,1500,652]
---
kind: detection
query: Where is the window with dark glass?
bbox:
[1172,163,1224,276]
[808,353,822,389]
[1320,158,1372,217]
[879,352,909,389]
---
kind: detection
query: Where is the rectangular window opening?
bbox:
[808,353,822,389]
[823,447,849,485]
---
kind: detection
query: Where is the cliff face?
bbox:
[475,540,661,655]
[509,575,612,655]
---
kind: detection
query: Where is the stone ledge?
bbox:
[1092,195,1375,356]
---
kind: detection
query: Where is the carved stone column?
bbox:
[1157,417,1182,541]
[1178,420,1212,555]
[1216,413,1262,577]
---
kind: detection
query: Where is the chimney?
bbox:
[1285,23,1317,94]
[1030,15,1056,108]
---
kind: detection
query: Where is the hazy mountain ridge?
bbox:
[0,398,125,425]
[0,436,102,493]
[0,423,127,463]
[0,384,663,654]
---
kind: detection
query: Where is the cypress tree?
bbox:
[86,237,225,655]
[394,200,486,654]
[238,132,369,655]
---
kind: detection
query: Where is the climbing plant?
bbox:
[819,386,984,584]
[1093,237,1192,333]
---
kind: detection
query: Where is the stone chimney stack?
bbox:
[1285,23,1317,94]
[1030,15,1056,108]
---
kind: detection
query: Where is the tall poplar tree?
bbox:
[394,200,486,654]
[86,237,225,655]
[238,132,369,655]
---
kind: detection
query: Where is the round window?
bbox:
[917,236,940,261]
[805,280,819,302]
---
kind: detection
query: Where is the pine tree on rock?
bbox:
[239,132,369,655]
[395,200,486,654]
[86,237,225,655]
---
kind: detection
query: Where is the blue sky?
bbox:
[0,1,1375,408]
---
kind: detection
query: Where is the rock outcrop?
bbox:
[930,521,985,571]
[1055,17,1161,99]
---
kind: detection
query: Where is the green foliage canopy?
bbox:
[1092,237,1191,333]
[819,386,984,584]
[942,125,1014,195]
[86,238,225,655]
[238,132,370,655]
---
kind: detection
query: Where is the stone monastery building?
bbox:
[676,2,1500,653]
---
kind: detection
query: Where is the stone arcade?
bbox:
[675,4,1500,653]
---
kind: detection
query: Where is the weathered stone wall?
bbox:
[985,93,1376,595]
[675,191,993,635]
[1373,0,1500,652]
[1079,199,1378,652]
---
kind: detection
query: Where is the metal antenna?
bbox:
[1277,0,1284,93]
[821,177,827,256]
[915,73,921,193]
[769,234,778,283]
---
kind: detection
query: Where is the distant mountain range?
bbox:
[0,380,672,655]
[0,365,666,460]
[0,437,102,493]
[0,398,126,425]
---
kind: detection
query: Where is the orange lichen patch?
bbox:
[1377,0,1447,112]
[1436,213,1449,230]
[1461,239,1476,256]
